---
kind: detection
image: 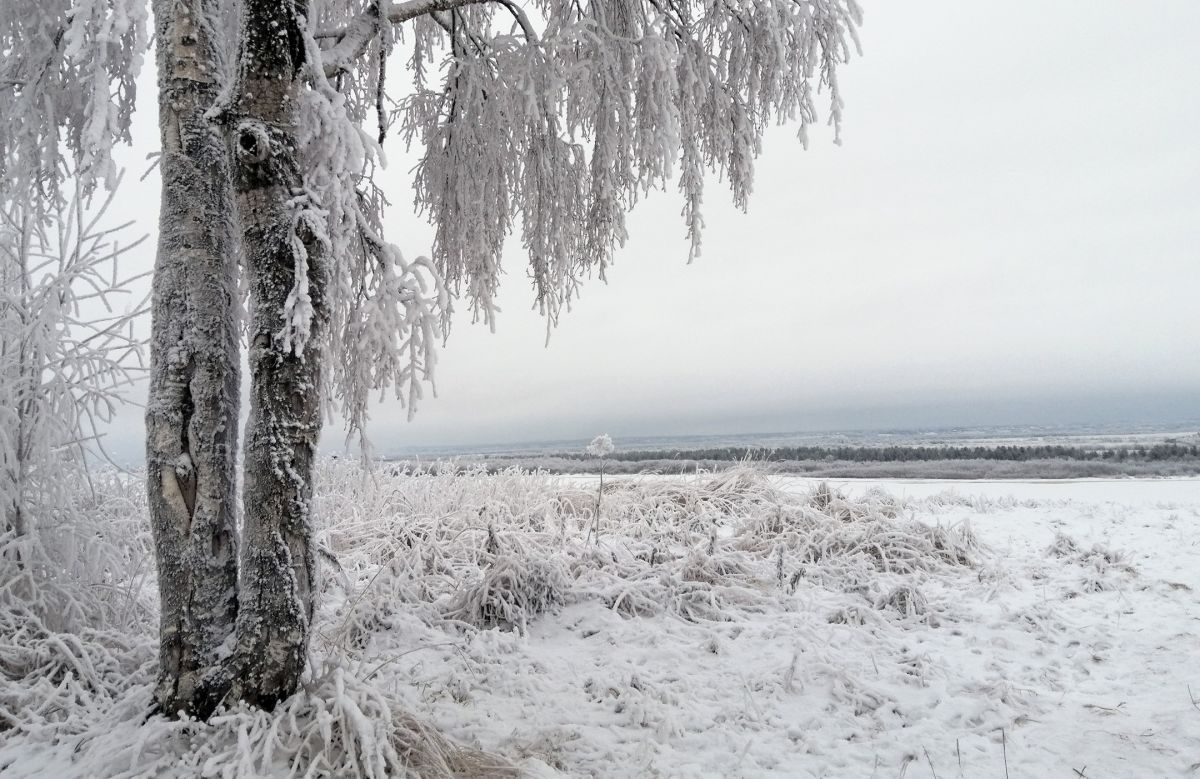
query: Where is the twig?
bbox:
[1000,728,1010,779]
[362,641,461,682]
[1083,701,1126,716]
[923,746,940,779]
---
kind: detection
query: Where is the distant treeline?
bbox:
[389,455,1200,480]
[554,443,1200,464]
[383,440,1200,480]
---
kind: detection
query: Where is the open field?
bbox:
[386,427,1200,480]
[2,465,1198,777]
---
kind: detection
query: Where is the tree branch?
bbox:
[317,0,535,77]
[319,4,384,77]
[388,0,495,25]
[315,0,490,40]
[493,0,539,42]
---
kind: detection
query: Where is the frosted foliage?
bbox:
[3,0,861,463]
[287,0,861,442]
[385,0,863,325]
[0,0,148,197]
[295,21,451,449]
[586,433,614,457]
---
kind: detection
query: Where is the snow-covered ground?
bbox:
[572,474,1200,506]
[399,475,1200,777]
[2,467,1198,777]
[774,475,1200,506]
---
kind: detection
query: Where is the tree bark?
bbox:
[145,0,241,719]
[223,0,327,709]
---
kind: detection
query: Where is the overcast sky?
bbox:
[106,0,1200,457]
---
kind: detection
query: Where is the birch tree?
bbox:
[2,0,863,717]
[143,0,244,715]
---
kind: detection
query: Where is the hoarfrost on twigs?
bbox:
[586,434,615,458]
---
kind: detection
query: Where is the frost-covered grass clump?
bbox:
[321,466,983,638]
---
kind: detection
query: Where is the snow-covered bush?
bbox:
[876,584,930,620]
[735,496,980,583]
[316,462,986,638]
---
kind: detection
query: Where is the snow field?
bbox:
[1,464,1198,777]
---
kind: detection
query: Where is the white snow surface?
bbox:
[775,475,1200,507]
[2,466,1198,777]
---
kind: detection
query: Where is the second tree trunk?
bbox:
[224,0,327,709]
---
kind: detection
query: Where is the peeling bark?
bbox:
[145,0,241,719]
[222,0,328,709]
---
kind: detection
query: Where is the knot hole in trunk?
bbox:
[236,121,271,165]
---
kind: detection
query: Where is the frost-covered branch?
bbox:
[318,0,509,76]
[0,0,148,199]
[279,0,862,445]
[388,0,495,24]
[385,0,864,326]
[320,3,386,77]
[0,171,146,552]
[295,16,451,452]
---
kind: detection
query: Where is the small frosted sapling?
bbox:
[586,434,615,542]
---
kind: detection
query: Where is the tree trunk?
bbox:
[145,0,241,719]
[2,217,31,549]
[224,0,327,709]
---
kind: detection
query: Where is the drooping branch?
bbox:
[294,8,450,446]
[0,0,147,198]
[399,0,864,326]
